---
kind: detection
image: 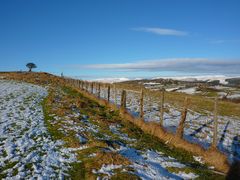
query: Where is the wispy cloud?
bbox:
[209,39,240,44]
[132,27,188,36]
[82,58,240,74]
[210,40,226,44]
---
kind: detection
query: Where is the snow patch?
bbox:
[177,87,197,94]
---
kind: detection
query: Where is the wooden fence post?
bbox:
[83,81,85,90]
[94,82,97,95]
[78,80,80,89]
[114,84,117,104]
[121,90,127,109]
[98,83,101,98]
[140,88,144,119]
[107,85,111,102]
[176,97,189,138]
[81,81,84,90]
[160,89,165,126]
[91,82,94,94]
[86,82,89,92]
[211,97,218,149]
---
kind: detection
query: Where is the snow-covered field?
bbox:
[0,81,79,179]
[153,75,237,85]
[176,87,197,94]
[94,124,199,179]
[94,87,240,162]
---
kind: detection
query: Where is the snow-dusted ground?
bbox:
[153,75,236,85]
[176,87,197,94]
[227,94,240,99]
[0,81,79,179]
[120,148,198,180]
[92,124,199,179]
[93,87,240,162]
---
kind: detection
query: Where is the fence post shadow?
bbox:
[226,160,240,180]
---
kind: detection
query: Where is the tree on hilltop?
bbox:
[26,63,37,72]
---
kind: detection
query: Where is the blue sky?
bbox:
[0,0,240,79]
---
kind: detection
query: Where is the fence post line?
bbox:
[176,97,189,138]
[160,89,165,126]
[140,88,144,119]
[211,97,218,149]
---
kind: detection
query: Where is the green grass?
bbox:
[40,83,225,179]
[0,161,18,175]
[68,162,86,179]
[41,95,65,141]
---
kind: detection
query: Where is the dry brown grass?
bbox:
[93,151,130,167]
[72,84,230,173]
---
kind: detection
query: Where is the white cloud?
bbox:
[209,39,240,44]
[210,40,226,44]
[82,58,240,74]
[132,27,188,36]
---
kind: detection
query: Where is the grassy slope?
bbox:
[43,85,224,179]
[1,72,226,179]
